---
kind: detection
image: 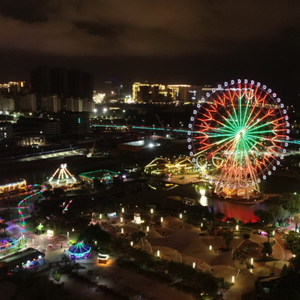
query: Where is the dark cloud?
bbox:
[0,0,299,99]
[75,21,125,38]
[0,0,299,57]
[0,0,51,23]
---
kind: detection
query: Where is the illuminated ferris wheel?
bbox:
[187,79,289,198]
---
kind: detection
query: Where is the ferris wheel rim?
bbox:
[187,79,289,186]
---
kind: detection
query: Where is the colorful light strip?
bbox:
[67,242,91,259]
[188,80,288,194]
[18,184,47,232]
[91,124,300,144]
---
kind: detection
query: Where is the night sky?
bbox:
[0,0,299,101]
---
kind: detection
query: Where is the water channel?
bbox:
[158,175,300,223]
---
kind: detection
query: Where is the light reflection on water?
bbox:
[192,182,266,223]
[163,176,300,223]
[199,195,208,207]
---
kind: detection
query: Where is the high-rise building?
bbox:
[83,99,95,113]
[18,93,37,112]
[0,81,28,95]
[40,95,61,112]
[0,96,15,112]
[68,70,93,99]
[51,67,68,96]
[31,66,51,95]
[31,66,94,100]
[83,73,94,100]
[132,82,149,101]
[167,85,191,103]
[68,69,84,98]
[0,122,13,141]
[66,97,83,112]
[58,111,89,136]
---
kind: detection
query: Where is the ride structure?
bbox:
[67,242,91,259]
[144,156,196,175]
[49,164,76,186]
[188,79,289,199]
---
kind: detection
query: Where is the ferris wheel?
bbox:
[187,79,289,198]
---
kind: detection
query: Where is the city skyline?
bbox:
[0,1,299,100]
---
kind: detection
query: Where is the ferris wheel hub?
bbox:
[188,79,288,200]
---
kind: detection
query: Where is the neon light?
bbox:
[18,184,46,232]
[188,80,288,198]
[49,164,76,185]
[68,242,91,259]
[62,200,73,214]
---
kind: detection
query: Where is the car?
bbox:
[276,228,282,233]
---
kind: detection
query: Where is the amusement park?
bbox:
[0,79,300,300]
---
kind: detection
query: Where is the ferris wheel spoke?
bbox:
[215,109,239,131]
[189,80,288,197]
[246,109,274,130]
[247,116,279,134]
[241,97,252,128]
[196,136,234,153]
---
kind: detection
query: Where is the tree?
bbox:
[42,190,53,200]
[284,194,300,215]
[294,213,300,230]
[78,223,111,247]
[255,209,273,223]
[53,188,65,198]
[261,241,274,257]
[267,205,289,224]
[61,253,72,266]
[261,289,300,300]
[6,271,75,300]
[222,230,233,248]
[280,264,288,276]
[216,212,225,221]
